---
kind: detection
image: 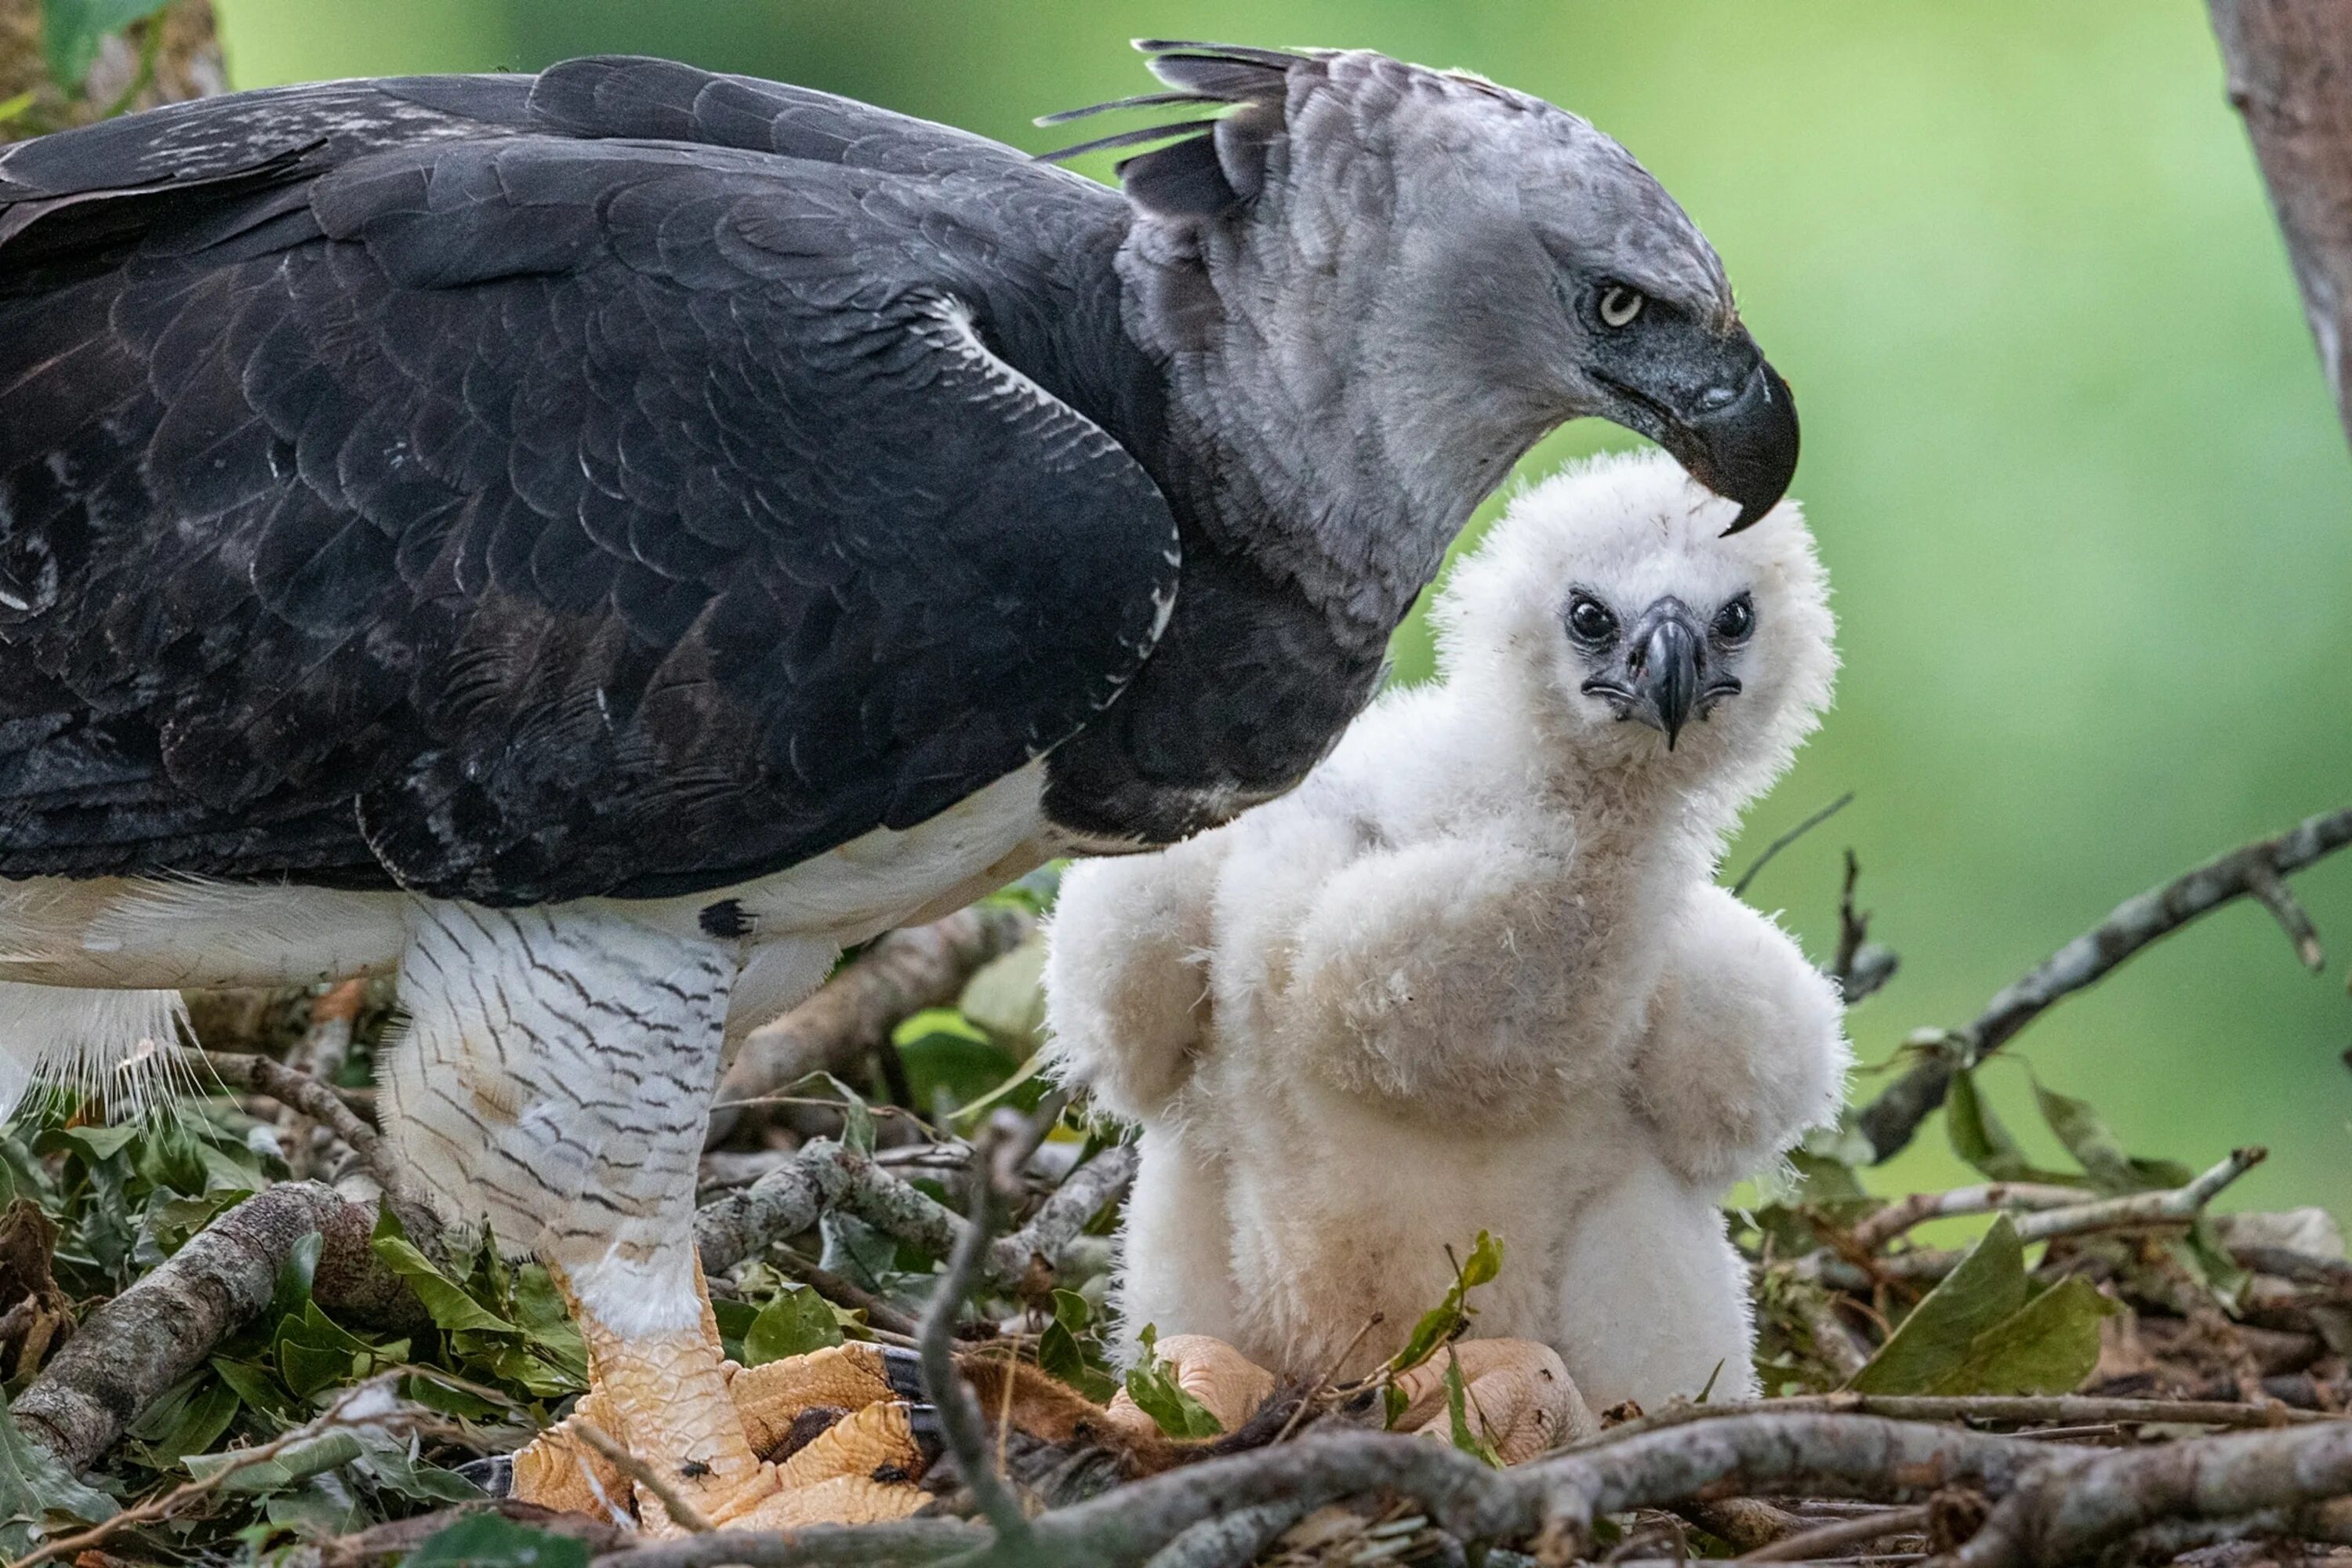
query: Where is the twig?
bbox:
[983,1142,1138,1294]
[2006,1148,2264,1243]
[1831,850,1900,1005]
[1731,793,1855,900]
[1849,1183,2091,1252]
[1798,1294,1871,1381]
[1575,1393,2345,1450]
[1739,1501,1931,1562]
[572,1419,713,1534]
[695,1139,968,1277]
[189,1047,392,1186]
[1275,1312,1387,1444]
[1856,804,2352,1161]
[2230,1241,2352,1301]
[586,1519,987,1566]
[707,907,1034,1145]
[13,1376,408,1567]
[1944,1417,2352,1568]
[774,1249,924,1338]
[919,1116,1033,1550]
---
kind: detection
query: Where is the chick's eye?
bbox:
[1712,595,1755,641]
[1566,595,1617,644]
[1598,285,1644,328]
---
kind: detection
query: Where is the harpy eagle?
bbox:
[0,45,1798,1527]
[1045,452,1849,1442]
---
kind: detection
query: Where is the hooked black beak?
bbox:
[1664,358,1800,535]
[1630,613,1702,750]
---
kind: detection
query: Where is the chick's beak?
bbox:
[1666,358,1800,535]
[1628,612,1703,750]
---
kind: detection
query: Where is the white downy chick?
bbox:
[1044,450,1849,1411]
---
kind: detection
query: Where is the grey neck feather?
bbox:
[1117,190,1556,654]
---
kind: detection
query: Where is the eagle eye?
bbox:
[1712,593,1755,642]
[1566,593,1617,645]
[1598,285,1645,328]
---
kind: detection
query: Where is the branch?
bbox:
[12,1182,423,1471]
[189,1047,392,1185]
[1729,792,1853,900]
[1737,1501,1930,1562]
[2004,1147,2265,1243]
[707,907,1033,1143]
[1946,1418,2352,1568]
[2209,0,2352,450]
[918,1118,1032,1550]
[693,1139,967,1277]
[1849,1182,2090,1251]
[14,1376,412,1568]
[983,1143,1138,1297]
[1579,1393,2348,1448]
[586,1519,985,1566]
[1857,804,2352,1160]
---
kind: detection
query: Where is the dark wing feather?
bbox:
[0,67,1174,905]
[1038,42,1311,220]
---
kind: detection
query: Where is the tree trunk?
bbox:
[2209,0,2352,451]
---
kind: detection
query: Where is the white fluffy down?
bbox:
[1044,451,1852,1410]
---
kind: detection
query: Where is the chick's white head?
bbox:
[1432,449,1835,818]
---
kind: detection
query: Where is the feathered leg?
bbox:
[384,902,929,1531]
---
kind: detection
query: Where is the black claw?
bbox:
[903,1402,948,1467]
[880,1344,927,1401]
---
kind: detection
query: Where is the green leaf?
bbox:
[1927,1277,2117,1396]
[40,0,172,89]
[188,1428,365,1493]
[128,1373,241,1468]
[893,1018,1019,1112]
[408,1512,590,1568]
[0,1388,116,1558]
[368,1208,514,1333]
[1441,1349,1502,1466]
[1944,1065,2079,1186]
[741,1285,843,1367]
[1850,1217,2114,1396]
[958,935,1047,1047]
[1458,1230,1503,1290]
[710,1296,758,1365]
[0,92,35,125]
[211,1356,299,1424]
[786,1072,876,1156]
[1037,1319,1118,1403]
[41,1123,138,1165]
[1051,1287,1091,1335]
[1851,1215,2029,1393]
[1381,1381,1409,1430]
[1385,1232,1505,1375]
[1121,1323,1222,1439]
[2031,1079,2192,1195]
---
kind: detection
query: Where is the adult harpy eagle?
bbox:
[0,44,1796,1527]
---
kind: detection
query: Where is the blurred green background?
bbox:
[212,2,2352,1218]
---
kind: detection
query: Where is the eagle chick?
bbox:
[1045,450,1849,1414]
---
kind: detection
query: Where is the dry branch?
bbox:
[1581,1393,2347,1447]
[1849,1183,2089,1251]
[12,1182,420,1472]
[707,907,1033,1143]
[2209,0,2352,450]
[1945,1417,2352,1568]
[916,1120,1033,1549]
[1857,804,2352,1160]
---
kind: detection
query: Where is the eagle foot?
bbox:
[512,1341,940,1531]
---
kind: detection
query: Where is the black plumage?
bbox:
[0,58,1184,903]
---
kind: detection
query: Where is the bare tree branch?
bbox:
[1945,1418,2352,1568]
[707,908,1034,1143]
[12,1184,421,1472]
[1857,804,2352,1160]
